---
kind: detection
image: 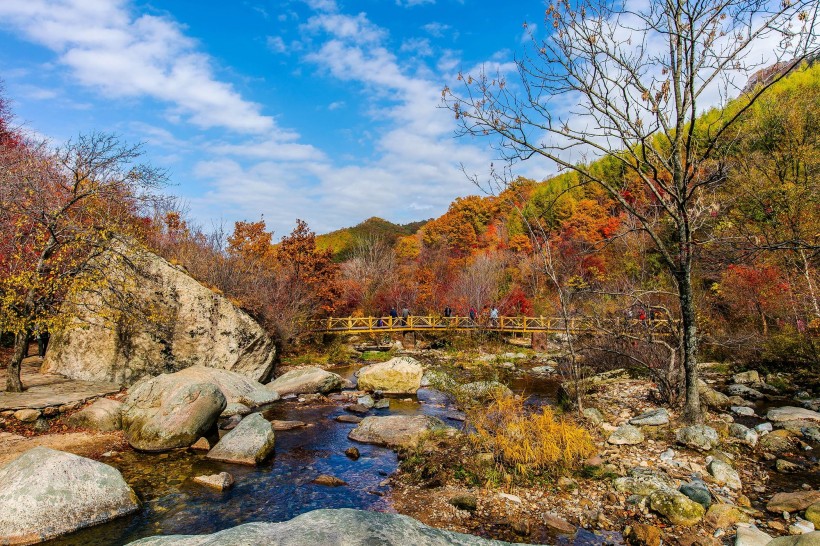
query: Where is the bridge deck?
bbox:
[308,316,675,335]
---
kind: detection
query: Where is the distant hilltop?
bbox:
[315,216,430,261]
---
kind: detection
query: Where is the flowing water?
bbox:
[44,360,562,545]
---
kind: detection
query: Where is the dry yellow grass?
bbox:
[468,395,594,478]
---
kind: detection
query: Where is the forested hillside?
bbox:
[138,62,818,372]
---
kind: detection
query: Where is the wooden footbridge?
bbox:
[307,315,676,335]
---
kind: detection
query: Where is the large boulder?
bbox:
[357,357,424,394]
[767,491,820,513]
[629,408,670,426]
[707,459,742,490]
[0,447,139,544]
[698,381,731,409]
[206,413,275,465]
[348,415,452,449]
[767,407,820,423]
[121,372,226,451]
[266,367,344,397]
[608,424,644,445]
[648,488,706,526]
[170,366,278,407]
[42,245,276,386]
[766,532,820,546]
[66,398,123,432]
[126,508,518,545]
[676,425,719,451]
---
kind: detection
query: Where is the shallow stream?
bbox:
[44,361,561,545]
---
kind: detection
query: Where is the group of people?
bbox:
[378,305,501,327]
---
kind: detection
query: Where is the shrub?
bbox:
[467,395,594,479]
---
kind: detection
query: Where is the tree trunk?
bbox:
[6,330,28,392]
[679,269,702,423]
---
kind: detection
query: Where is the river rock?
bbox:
[267,367,344,396]
[167,366,278,408]
[456,381,513,402]
[313,474,347,487]
[802,399,820,412]
[449,495,478,512]
[801,427,820,443]
[193,472,234,491]
[357,357,424,394]
[760,429,795,452]
[680,480,712,509]
[348,415,452,449]
[735,524,773,546]
[768,407,820,423]
[776,459,802,473]
[357,395,375,408]
[221,403,252,417]
[344,447,360,460]
[699,381,731,409]
[733,370,761,385]
[756,422,773,433]
[768,532,820,546]
[271,420,306,431]
[66,398,123,431]
[373,399,390,409]
[788,519,815,535]
[608,424,645,445]
[0,447,139,544]
[676,425,719,451]
[583,407,605,425]
[805,504,820,527]
[335,414,362,424]
[648,488,705,526]
[614,468,678,496]
[707,459,742,490]
[629,408,670,426]
[42,246,276,385]
[727,384,765,399]
[624,523,662,546]
[126,507,520,545]
[122,372,226,451]
[731,406,756,417]
[206,412,275,465]
[729,423,759,447]
[705,504,747,528]
[768,491,820,513]
[14,408,41,423]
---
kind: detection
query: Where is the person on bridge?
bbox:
[401,307,410,326]
[469,306,477,324]
[443,305,452,318]
[490,306,499,327]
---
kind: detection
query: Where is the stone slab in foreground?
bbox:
[126,508,530,545]
[0,447,139,545]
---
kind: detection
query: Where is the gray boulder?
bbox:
[735,524,773,546]
[698,380,731,409]
[582,407,605,425]
[629,408,669,426]
[613,468,678,496]
[456,381,513,402]
[349,415,453,449]
[680,480,712,510]
[729,423,759,447]
[0,447,139,544]
[126,508,519,545]
[732,370,761,385]
[676,425,719,451]
[165,366,278,408]
[357,357,424,394]
[802,399,820,412]
[767,532,820,546]
[42,245,276,386]
[206,413,275,465]
[66,398,123,432]
[731,406,756,417]
[707,459,742,490]
[767,407,820,423]
[727,384,765,399]
[267,367,344,396]
[122,372,226,451]
[648,488,705,526]
[608,424,644,445]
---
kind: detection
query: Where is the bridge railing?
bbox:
[307,315,678,334]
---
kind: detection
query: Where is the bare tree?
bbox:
[445,0,819,422]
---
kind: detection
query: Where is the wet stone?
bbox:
[193,472,234,491]
[312,474,347,487]
[346,404,370,415]
[336,414,363,424]
[344,447,360,460]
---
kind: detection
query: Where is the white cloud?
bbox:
[0,0,278,134]
[422,22,450,38]
[400,37,433,57]
[397,0,435,7]
[328,101,345,110]
[266,35,287,53]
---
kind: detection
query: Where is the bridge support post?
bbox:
[531,331,548,352]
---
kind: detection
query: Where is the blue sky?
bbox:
[0,0,548,236]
